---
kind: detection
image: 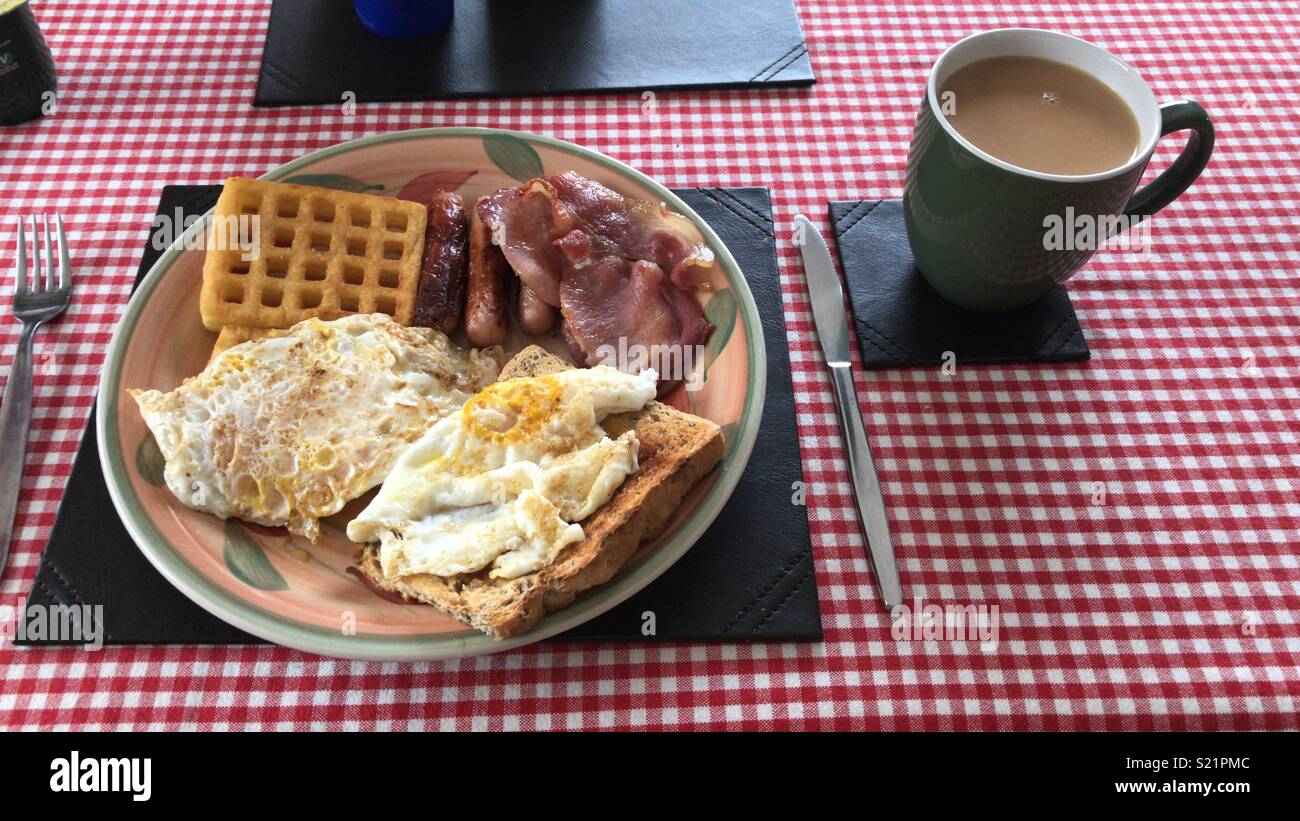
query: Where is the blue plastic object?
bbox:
[354,0,454,39]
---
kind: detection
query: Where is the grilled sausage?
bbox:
[412,192,468,333]
[517,283,558,334]
[464,210,510,346]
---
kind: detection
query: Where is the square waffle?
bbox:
[210,324,270,360]
[199,177,427,331]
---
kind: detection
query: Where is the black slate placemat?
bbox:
[254,0,815,106]
[829,200,1091,368]
[18,184,822,646]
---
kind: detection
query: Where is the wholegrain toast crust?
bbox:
[355,345,725,639]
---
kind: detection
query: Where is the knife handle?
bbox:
[828,363,903,609]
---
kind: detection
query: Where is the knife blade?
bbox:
[794,214,903,609]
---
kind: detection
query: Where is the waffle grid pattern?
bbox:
[199,178,425,330]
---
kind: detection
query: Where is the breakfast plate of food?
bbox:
[98,127,765,660]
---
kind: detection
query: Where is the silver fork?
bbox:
[0,216,72,577]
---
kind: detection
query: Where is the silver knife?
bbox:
[794,214,902,609]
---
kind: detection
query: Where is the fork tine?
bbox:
[14,217,26,295]
[56,215,70,290]
[28,216,39,292]
[43,215,55,293]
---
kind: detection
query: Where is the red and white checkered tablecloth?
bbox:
[1,0,1296,731]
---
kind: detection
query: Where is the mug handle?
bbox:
[1124,101,1215,219]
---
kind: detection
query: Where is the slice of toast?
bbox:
[355,345,725,639]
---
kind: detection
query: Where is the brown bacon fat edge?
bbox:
[476,172,715,389]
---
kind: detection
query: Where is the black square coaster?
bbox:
[828,200,1090,369]
[18,185,822,647]
[254,0,814,106]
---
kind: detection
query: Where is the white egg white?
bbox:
[348,366,658,580]
[131,314,500,541]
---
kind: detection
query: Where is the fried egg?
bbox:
[130,314,501,541]
[347,366,658,580]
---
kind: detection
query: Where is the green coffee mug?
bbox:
[903,29,1214,312]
